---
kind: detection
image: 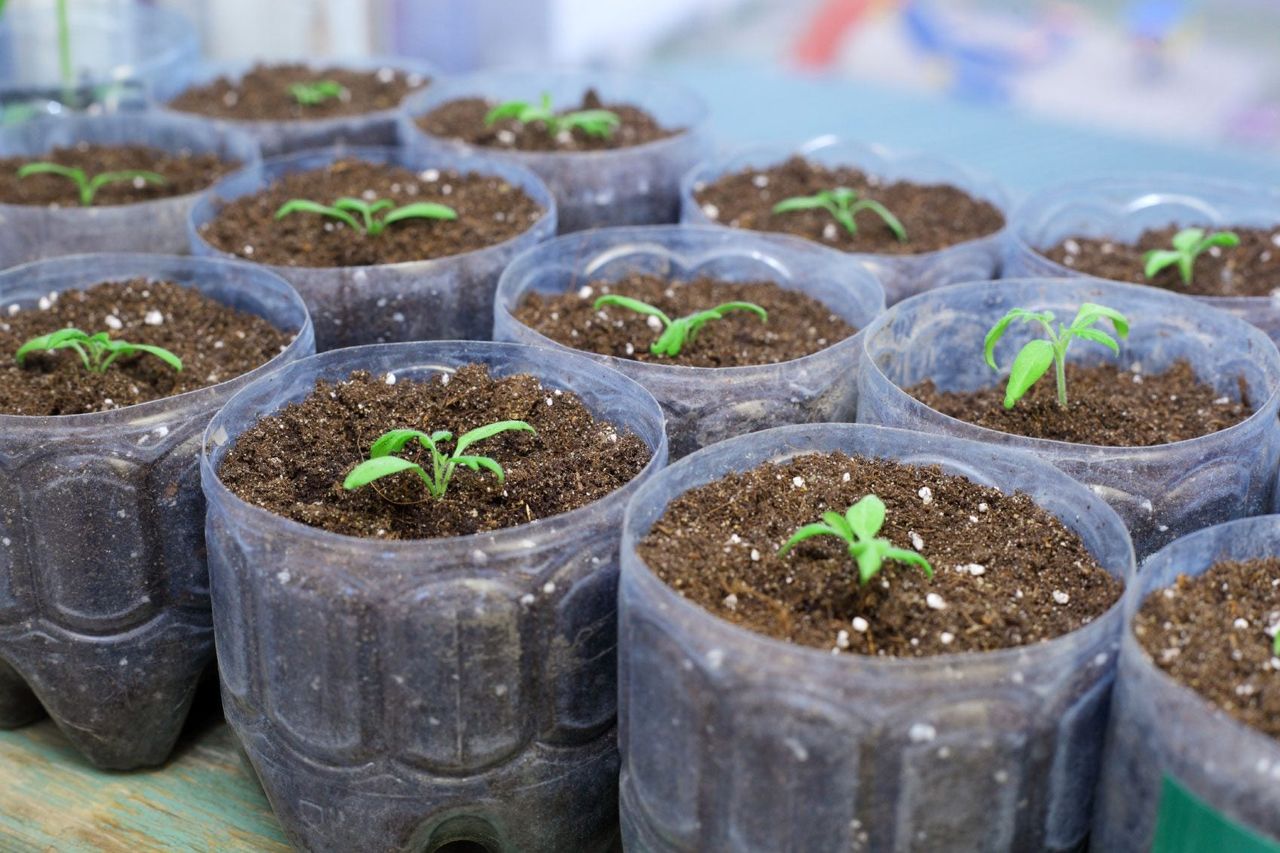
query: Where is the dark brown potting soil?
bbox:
[0,144,237,207]
[1134,558,1280,740]
[199,158,545,267]
[167,62,428,121]
[0,279,295,416]
[639,452,1121,656]
[513,274,857,367]
[416,89,676,152]
[218,365,651,539]
[1044,225,1280,298]
[910,360,1250,447]
[693,156,1004,255]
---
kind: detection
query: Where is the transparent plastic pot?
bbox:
[618,422,1134,853]
[1006,174,1280,345]
[399,69,711,234]
[201,340,667,853]
[0,253,313,770]
[188,145,556,352]
[494,224,885,458]
[165,57,436,158]
[1093,515,1280,851]
[858,278,1280,560]
[0,112,261,269]
[680,136,1009,305]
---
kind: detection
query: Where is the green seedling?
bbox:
[984,302,1129,410]
[275,197,457,236]
[772,187,907,242]
[15,328,182,374]
[1273,628,1279,659]
[17,162,164,206]
[289,79,345,106]
[484,92,620,139]
[1142,227,1239,286]
[777,494,933,585]
[344,421,535,499]
[592,294,767,358]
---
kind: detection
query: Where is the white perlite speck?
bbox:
[926,593,947,610]
[542,581,557,595]
[750,548,761,562]
[939,632,955,645]
[385,372,397,385]
[918,486,933,504]
[836,629,850,649]
[852,616,869,633]
[723,593,739,610]
[701,203,719,219]
[144,309,164,326]
[908,723,936,743]
[792,476,805,488]
[1233,617,1250,630]
[577,285,593,300]
[1052,590,1070,605]
[822,223,838,241]
[909,531,925,551]
[646,314,664,332]
[104,314,123,330]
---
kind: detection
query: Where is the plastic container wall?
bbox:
[680,136,1008,305]
[1093,516,1280,851]
[858,278,1280,559]
[618,422,1134,853]
[188,145,556,351]
[494,225,885,457]
[0,254,312,769]
[399,69,710,234]
[202,341,667,853]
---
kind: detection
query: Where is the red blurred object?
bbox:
[793,0,877,69]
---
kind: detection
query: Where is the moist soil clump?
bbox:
[1045,225,1280,298]
[0,144,238,207]
[693,156,1004,255]
[514,274,857,367]
[1134,558,1280,740]
[910,360,1250,447]
[0,279,295,416]
[219,364,651,540]
[168,62,428,121]
[199,158,545,267]
[416,89,677,152]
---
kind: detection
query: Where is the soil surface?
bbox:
[168,62,428,121]
[0,279,295,416]
[910,360,1250,447]
[199,158,545,267]
[639,452,1122,656]
[416,89,677,152]
[1135,558,1280,740]
[219,365,651,539]
[693,156,1004,255]
[513,274,857,367]
[0,144,238,207]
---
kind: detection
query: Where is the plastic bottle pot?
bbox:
[399,69,710,234]
[858,278,1280,560]
[0,253,312,770]
[188,145,556,352]
[618,422,1134,853]
[201,341,667,853]
[493,224,885,458]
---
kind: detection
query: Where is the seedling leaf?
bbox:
[343,455,422,490]
[594,295,766,357]
[1142,227,1239,285]
[1004,339,1055,409]
[777,494,932,585]
[347,420,535,500]
[772,187,908,242]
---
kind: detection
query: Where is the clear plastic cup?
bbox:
[618,422,1134,853]
[0,253,312,769]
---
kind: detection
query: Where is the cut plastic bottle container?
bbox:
[858,278,1280,560]
[0,253,313,770]
[0,113,261,269]
[1006,174,1280,345]
[188,145,556,352]
[164,57,436,158]
[618,422,1134,853]
[493,224,885,458]
[399,69,711,234]
[680,136,1009,305]
[201,341,667,853]
[1093,516,1280,852]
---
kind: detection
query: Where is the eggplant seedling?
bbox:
[484,92,620,139]
[1143,227,1239,285]
[344,420,535,499]
[276,196,457,236]
[984,302,1129,410]
[288,79,345,106]
[16,327,182,373]
[592,294,767,357]
[772,187,907,242]
[777,494,933,584]
[17,162,165,206]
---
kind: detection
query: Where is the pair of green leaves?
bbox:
[17,162,165,206]
[288,79,345,106]
[276,196,457,236]
[772,187,908,242]
[778,494,933,585]
[484,92,620,139]
[1143,227,1239,286]
[15,327,183,374]
[592,294,767,357]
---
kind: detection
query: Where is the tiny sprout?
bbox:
[288,79,345,106]
[343,420,535,500]
[777,494,933,585]
[1273,628,1279,659]
[484,92,620,139]
[984,302,1129,410]
[1142,227,1240,285]
[772,187,907,242]
[17,162,165,207]
[592,294,767,357]
[275,197,457,236]
[16,328,182,374]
